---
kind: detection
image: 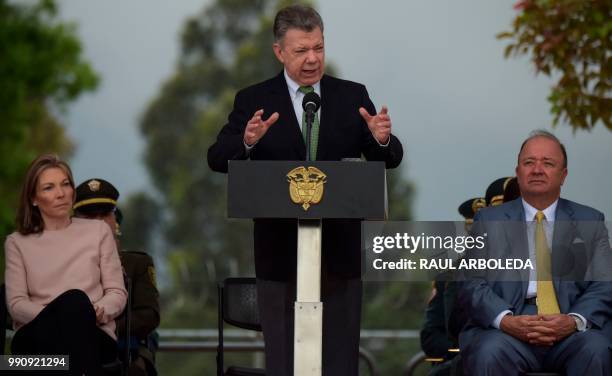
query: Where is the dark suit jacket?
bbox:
[459,198,612,346]
[208,72,403,280]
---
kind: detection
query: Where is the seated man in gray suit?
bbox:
[459,130,612,375]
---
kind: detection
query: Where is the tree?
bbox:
[119,192,161,253]
[140,0,281,324]
[0,0,98,278]
[497,0,611,131]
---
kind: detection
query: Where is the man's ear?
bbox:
[560,167,568,186]
[272,42,284,64]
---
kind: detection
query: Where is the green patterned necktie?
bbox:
[299,85,319,160]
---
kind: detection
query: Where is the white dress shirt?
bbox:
[284,70,321,131]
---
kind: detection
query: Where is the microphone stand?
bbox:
[305,110,314,161]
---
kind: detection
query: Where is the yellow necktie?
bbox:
[535,211,560,315]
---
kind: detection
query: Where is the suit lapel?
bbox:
[269,72,306,159]
[318,75,337,161]
[552,198,575,295]
[504,200,530,297]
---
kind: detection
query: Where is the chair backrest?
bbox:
[221,278,261,332]
[217,277,263,376]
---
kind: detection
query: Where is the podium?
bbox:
[227,160,388,376]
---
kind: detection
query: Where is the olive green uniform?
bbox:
[117,251,160,376]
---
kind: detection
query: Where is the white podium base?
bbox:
[294,219,322,376]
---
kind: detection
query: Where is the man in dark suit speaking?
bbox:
[207,4,403,375]
[459,130,612,375]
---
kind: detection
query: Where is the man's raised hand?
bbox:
[359,105,392,144]
[244,109,280,146]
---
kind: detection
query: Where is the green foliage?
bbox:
[362,338,428,376]
[0,0,98,279]
[362,282,428,329]
[156,353,218,376]
[498,0,611,131]
[387,169,414,221]
[361,280,429,373]
[119,192,161,253]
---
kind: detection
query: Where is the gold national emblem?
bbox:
[287,166,327,211]
[87,179,101,192]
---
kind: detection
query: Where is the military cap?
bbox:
[73,178,119,216]
[485,177,513,207]
[458,197,486,224]
[503,177,521,203]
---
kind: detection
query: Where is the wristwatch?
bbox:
[571,315,586,332]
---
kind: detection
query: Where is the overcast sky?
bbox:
[59,0,611,220]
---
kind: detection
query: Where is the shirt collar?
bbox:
[284,69,321,100]
[521,198,558,222]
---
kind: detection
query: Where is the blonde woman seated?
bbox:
[4,154,127,375]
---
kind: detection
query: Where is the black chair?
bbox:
[404,349,463,376]
[1,281,132,376]
[403,350,427,376]
[217,277,265,376]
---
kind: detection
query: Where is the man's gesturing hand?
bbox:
[244,109,280,146]
[359,105,391,144]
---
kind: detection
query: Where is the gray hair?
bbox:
[518,129,568,168]
[273,4,324,43]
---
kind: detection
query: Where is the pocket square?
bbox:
[572,238,585,244]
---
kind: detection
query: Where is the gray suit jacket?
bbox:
[459,198,612,346]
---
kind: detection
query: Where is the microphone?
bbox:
[302,91,321,114]
[301,92,321,161]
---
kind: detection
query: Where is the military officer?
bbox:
[458,197,486,233]
[73,178,160,376]
[502,177,521,203]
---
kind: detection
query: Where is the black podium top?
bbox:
[227,160,387,219]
